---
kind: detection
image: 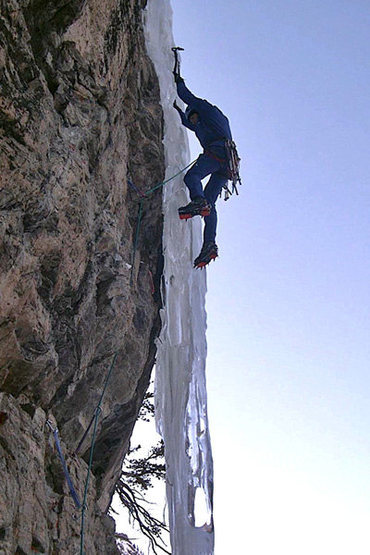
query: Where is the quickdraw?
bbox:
[224,139,242,200]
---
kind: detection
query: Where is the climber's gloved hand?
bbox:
[173,100,181,112]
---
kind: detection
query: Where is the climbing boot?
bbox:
[178,197,211,220]
[194,241,218,269]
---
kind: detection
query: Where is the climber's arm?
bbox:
[173,100,196,131]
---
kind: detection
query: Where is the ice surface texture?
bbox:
[144,2,214,554]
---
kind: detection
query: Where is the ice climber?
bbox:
[173,71,234,269]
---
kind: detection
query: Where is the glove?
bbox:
[173,100,181,112]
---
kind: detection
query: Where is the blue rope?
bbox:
[46,421,81,509]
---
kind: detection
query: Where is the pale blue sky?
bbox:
[172,1,370,553]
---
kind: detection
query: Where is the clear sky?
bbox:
[171,1,370,553]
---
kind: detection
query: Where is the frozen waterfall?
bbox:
[144,1,215,554]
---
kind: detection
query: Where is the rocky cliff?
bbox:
[0,0,165,552]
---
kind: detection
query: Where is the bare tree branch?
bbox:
[115,480,171,555]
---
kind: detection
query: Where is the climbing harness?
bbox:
[204,150,226,164]
[172,46,184,80]
[205,135,242,201]
[205,141,242,201]
[46,420,82,509]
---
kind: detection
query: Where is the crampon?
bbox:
[178,197,211,220]
[193,242,218,269]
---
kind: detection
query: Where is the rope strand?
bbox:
[129,159,197,285]
[80,161,196,549]
[79,352,118,555]
[144,159,197,196]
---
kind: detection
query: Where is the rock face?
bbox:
[0,0,165,552]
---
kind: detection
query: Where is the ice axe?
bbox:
[172,46,184,79]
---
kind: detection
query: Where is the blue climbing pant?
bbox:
[184,153,228,243]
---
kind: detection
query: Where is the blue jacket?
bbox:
[176,80,232,157]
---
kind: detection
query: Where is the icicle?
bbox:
[144,2,214,554]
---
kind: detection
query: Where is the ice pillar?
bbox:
[144,2,214,554]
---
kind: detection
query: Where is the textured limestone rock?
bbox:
[0,0,165,551]
[0,392,119,554]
